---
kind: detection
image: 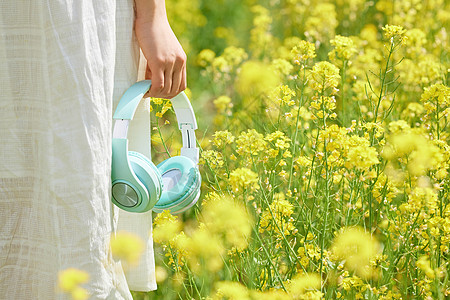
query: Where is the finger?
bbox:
[143,65,152,97]
[161,63,174,99]
[168,54,187,97]
[148,67,164,98]
[170,63,183,97]
[145,64,152,80]
[171,65,187,98]
[180,64,187,92]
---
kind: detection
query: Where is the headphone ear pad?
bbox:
[128,151,163,210]
[153,156,201,214]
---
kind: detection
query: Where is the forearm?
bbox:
[133,0,187,98]
[134,0,167,22]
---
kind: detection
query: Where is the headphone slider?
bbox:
[181,147,199,164]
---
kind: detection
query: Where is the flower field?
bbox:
[135,0,450,299]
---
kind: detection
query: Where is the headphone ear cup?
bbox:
[153,156,201,214]
[127,151,163,211]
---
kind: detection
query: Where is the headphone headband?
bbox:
[112,80,199,163]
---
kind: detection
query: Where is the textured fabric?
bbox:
[0,0,156,298]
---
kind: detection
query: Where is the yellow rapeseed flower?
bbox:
[249,5,274,57]
[401,102,425,120]
[154,265,168,283]
[291,40,316,65]
[265,131,291,149]
[339,274,367,293]
[196,49,216,67]
[251,289,290,300]
[259,195,295,238]
[153,99,172,118]
[331,227,381,279]
[236,129,267,156]
[398,56,444,90]
[212,130,235,148]
[269,85,296,106]
[309,61,341,92]
[152,210,183,245]
[175,223,225,273]
[400,187,439,215]
[304,3,338,43]
[405,28,427,56]
[222,46,248,67]
[344,136,380,171]
[236,61,280,98]
[202,195,253,250]
[287,273,322,299]
[329,35,357,61]
[384,130,445,176]
[214,27,238,46]
[229,167,259,194]
[420,83,449,116]
[201,150,224,169]
[212,56,231,73]
[310,95,337,119]
[271,58,294,76]
[110,231,145,266]
[213,95,233,114]
[213,281,251,300]
[382,24,407,44]
[416,255,435,279]
[58,268,90,300]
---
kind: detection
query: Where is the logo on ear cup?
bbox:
[112,182,139,207]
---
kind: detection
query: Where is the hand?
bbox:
[135,3,187,99]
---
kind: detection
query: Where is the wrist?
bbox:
[134,0,167,22]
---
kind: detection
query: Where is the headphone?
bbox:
[111,80,201,214]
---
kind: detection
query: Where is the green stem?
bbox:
[288,69,307,191]
[253,226,287,291]
[341,59,347,125]
[318,86,331,287]
[157,121,171,158]
[374,42,394,123]
[435,97,440,140]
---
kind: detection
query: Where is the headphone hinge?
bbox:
[179,123,193,130]
[180,124,195,147]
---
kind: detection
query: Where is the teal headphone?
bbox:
[111,80,201,214]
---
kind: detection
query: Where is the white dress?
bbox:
[0,0,156,298]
